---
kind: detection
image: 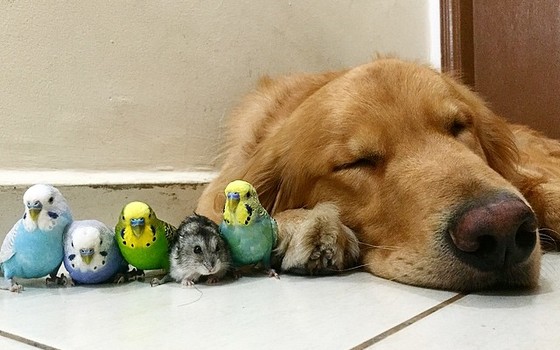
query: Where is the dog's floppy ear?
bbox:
[443,74,521,183]
[223,69,347,215]
[241,132,308,215]
[474,109,521,182]
[199,145,293,221]
[241,144,283,213]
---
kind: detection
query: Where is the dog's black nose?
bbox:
[449,195,537,271]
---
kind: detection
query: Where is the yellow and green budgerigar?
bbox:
[115,201,176,285]
[220,180,278,277]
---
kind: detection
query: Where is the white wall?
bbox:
[0,0,439,185]
[0,1,441,245]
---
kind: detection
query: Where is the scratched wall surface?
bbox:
[0,1,435,174]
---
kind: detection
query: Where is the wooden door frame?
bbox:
[440,0,475,86]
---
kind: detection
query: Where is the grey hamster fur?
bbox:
[169,213,231,285]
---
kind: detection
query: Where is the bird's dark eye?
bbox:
[246,192,251,199]
[122,216,125,220]
[48,197,54,204]
[215,245,220,252]
[194,246,202,254]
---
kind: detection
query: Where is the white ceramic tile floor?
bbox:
[372,253,560,350]
[0,335,38,350]
[1,254,558,350]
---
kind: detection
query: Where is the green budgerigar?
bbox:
[220,180,278,277]
[115,201,176,285]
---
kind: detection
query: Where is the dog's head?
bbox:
[241,59,541,291]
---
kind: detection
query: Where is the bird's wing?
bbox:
[163,222,177,243]
[270,217,278,247]
[63,222,76,254]
[0,220,21,263]
[97,221,116,252]
[114,218,125,242]
[60,209,74,227]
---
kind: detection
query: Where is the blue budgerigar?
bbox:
[63,220,128,285]
[220,180,278,278]
[0,184,73,292]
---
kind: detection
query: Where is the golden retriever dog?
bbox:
[196,58,560,291]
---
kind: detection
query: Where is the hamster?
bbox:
[169,213,231,286]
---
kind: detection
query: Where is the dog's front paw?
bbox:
[274,203,360,275]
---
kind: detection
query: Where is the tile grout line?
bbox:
[349,293,467,350]
[0,330,60,350]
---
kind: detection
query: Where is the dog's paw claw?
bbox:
[307,245,339,275]
[310,249,321,261]
[276,203,360,276]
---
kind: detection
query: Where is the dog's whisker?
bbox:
[538,227,560,236]
[325,262,377,273]
[539,235,556,244]
[358,241,402,251]
[539,232,555,241]
[538,228,560,251]
[539,227,560,237]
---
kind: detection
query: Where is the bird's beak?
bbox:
[226,192,240,209]
[80,248,95,265]
[27,201,43,222]
[130,218,145,237]
[131,226,143,237]
[29,209,41,222]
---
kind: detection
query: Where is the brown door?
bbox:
[441,0,560,139]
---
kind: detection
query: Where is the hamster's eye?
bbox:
[215,245,220,252]
[48,197,54,204]
[194,246,202,254]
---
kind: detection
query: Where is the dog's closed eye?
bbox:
[449,119,468,137]
[447,111,473,137]
[334,154,383,172]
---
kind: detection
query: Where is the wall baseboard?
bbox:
[0,170,217,243]
[0,170,217,186]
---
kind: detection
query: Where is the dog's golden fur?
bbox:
[196,58,560,291]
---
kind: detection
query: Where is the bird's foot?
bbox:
[9,283,23,293]
[113,274,126,284]
[46,274,68,286]
[134,269,145,282]
[114,268,145,284]
[267,268,280,279]
[2,279,23,293]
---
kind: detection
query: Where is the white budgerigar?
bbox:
[63,220,128,284]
